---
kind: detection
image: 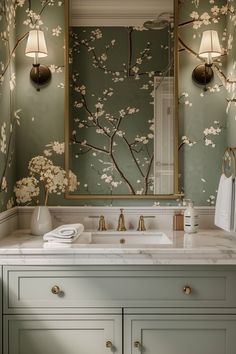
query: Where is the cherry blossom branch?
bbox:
[0,32,28,81]
[79,94,112,138]
[128,27,133,76]
[123,136,145,178]
[71,137,110,154]
[178,37,198,58]
[144,154,154,194]
[72,28,167,79]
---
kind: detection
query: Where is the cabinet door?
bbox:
[4,314,122,354]
[0,267,2,354]
[125,314,236,354]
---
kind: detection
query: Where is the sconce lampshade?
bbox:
[25,29,48,58]
[192,30,222,89]
[25,29,51,90]
[199,30,221,59]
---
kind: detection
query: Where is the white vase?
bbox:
[30,206,52,236]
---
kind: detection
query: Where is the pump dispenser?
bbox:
[184,200,199,233]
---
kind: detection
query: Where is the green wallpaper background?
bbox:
[0,0,16,211]
[0,0,236,211]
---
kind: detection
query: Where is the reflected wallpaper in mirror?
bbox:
[66,0,178,198]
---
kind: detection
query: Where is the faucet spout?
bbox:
[117,208,126,231]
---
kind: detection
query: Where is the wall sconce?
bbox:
[192,30,221,89]
[25,29,51,90]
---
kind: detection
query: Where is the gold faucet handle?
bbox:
[98,215,107,231]
[137,215,145,231]
[117,209,126,231]
[137,215,155,231]
[89,215,107,231]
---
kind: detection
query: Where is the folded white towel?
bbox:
[215,174,234,232]
[58,228,77,237]
[43,241,73,248]
[43,224,84,243]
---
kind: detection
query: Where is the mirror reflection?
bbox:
[66,0,178,198]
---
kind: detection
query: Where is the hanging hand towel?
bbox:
[232,178,236,232]
[215,174,234,232]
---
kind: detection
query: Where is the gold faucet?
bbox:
[137,215,155,231]
[117,208,126,231]
[89,215,107,231]
[98,215,107,231]
[137,215,146,231]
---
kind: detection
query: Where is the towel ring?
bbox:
[222,147,236,177]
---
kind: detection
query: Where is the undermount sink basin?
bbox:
[90,231,172,246]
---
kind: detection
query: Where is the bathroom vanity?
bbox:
[1,229,236,354]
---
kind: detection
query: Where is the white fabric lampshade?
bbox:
[25,30,48,58]
[199,30,221,59]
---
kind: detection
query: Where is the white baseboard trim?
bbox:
[0,207,18,239]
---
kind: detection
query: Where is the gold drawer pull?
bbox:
[51,285,60,295]
[106,341,113,348]
[183,285,192,295]
[134,341,141,349]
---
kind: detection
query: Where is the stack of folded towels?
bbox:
[215,174,235,232]
[43,224,84,243]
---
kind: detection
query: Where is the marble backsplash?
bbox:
[0,206,217,238]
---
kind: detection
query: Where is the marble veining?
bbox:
[0,229,236,265]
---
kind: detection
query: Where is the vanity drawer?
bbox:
[3,266,236,313]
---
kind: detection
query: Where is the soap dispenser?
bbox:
[184,200,199,234]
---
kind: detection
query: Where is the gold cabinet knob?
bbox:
[51,285,60,295]
[106,341,113,348]
[134,341,141,349]
[183,285,192,295]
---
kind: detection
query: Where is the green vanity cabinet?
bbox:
[0,266,2,354]
[3,265,236,354]
[4,315,122,354]
[124,314,236,354]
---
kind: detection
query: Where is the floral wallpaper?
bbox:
[0,0,17,212]
[226,0,236,146]
[0,0,236,212]
[69,26,172,196]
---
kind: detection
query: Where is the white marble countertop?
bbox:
[0,229,236,265]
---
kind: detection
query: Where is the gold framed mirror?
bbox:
[65,0,179,199]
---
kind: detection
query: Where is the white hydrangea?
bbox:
[28,156,53,174]
[14,177,40,204]
[15,155,78,205]
[69,171,79,191]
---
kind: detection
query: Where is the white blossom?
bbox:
[6,197,14,210]
[9,73,16,91]
[1,177,7,192]
[0,122,7,154]
[52,26,62,36]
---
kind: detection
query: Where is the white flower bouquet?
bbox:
[14,156,77,205]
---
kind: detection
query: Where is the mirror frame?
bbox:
[64,0,180,200]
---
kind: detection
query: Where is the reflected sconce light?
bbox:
[25,29,51,90]
[192,30,221,89]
